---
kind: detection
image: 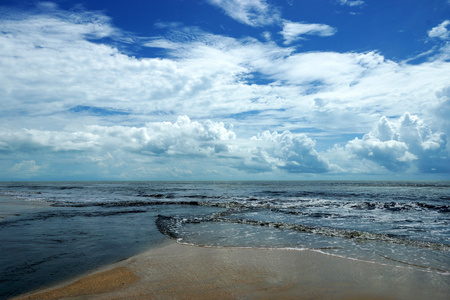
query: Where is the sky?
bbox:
[0,0,449,181]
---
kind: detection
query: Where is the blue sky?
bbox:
[0,0,449,180]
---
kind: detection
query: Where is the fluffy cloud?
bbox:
[0,8,252,118]
[428,20,450,40]
[253,50,384,87]
[0,129,99,152]
[344,113,449,173]
[281,21,337,44]
[8,160,44,178]
[245,131,331,173]
[206,0,279,27]
[1,8,299,123]
[90,116,236,156]
[0,116,332,175]
[0,116,235,156]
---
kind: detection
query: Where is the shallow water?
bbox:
[1,181,449,298]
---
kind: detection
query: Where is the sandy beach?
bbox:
[14,239,449,300]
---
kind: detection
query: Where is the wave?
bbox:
[47,196,449,214]
[155,214,450,252]
[51,200,203,207]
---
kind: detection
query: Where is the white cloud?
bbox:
[1,6,449,147]
[343,113,449,173]
[428,20,450,40]
[245,131,331,173]
[0,129,99,152]
[0,116,236,156]
[431,86,450,146]
[281,21,337,44]
[1,3,450,179]
[0,116,332,175]
[0,12,250,118]
[9,160,43,177]
[206,0,279,27]
[261,31,272,41]
[252,50,384,88]
[337,0,365,7]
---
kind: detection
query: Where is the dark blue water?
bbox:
[1,181,449,298]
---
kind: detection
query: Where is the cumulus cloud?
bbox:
[0,116,331,174]
[0,116,236,156]
[9,160,43,178]
[428,20,450,40]
[344,113,449,173]
[90,116,236,156]
[206,0,280,27]
[281,21,337,44]
[10,160,41,172]
[245,131,331,173]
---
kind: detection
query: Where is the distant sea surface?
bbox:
[1,181,449,298]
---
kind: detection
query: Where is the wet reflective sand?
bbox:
[16,240,449,300]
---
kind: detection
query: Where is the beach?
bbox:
[15,239,450,300]
[2,181,449,299]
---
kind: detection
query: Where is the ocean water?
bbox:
[0,181,449,298]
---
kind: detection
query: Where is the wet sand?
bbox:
[15,240,449,300]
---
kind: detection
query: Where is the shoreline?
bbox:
[14,240,450,300]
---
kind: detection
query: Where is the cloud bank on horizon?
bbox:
[0,0,449,180]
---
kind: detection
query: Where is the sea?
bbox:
[0,181,449,298]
